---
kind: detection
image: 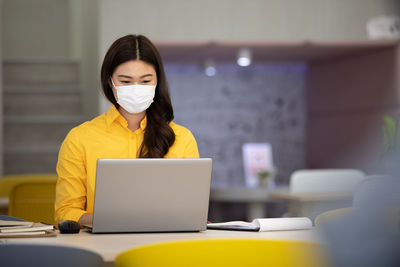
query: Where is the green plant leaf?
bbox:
[383,115,397,152]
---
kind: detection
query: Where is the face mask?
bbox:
[111,78,156,114]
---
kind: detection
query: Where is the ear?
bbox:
[108,80,113,90]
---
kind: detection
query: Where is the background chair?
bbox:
[352,175,394,207]
[290,169,365,193]
[352,175,400,231]
[0,174,57,198]
[6,174,57,224]
[315,175,400,230]
[115,239,328,267]
[284,169,365,220]
[313,176,400,267]
[0,244,103,267]
[314,207,354,226]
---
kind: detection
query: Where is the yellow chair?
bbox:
[6,174,58,225]
[0,174,57,197]
[314,207,354,227]
[115,239,329,267]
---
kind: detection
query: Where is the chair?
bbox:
[0,244,103,267]
[0,174,57,197]
[290,169,365,193]
[285,169,365,220]
[314,207,354,226]
[352,175,397,207]
[315,176,400,230]
[115,239,328,267]
[352,175,400,231]
[6,174,57,225]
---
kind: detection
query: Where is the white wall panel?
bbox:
[3,0,70,60]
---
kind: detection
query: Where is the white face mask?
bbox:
[111,78,156,114]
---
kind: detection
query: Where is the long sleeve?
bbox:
[54,128,88,224]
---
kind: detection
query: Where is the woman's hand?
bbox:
[78,213,93,226]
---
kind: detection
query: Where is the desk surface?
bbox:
[3,229,323,262]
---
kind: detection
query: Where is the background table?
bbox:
[268,191,353,221]
[210,187,353,221]
[210,186,289,221]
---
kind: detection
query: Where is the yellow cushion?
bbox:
[115,239,328,267]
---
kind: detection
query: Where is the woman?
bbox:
[55,35,199,226]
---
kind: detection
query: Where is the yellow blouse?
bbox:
[55,105,199,224]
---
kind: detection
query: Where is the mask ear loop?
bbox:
[110,76,117,89]
[110,76,119,102]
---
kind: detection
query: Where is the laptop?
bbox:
[87,158,212,233]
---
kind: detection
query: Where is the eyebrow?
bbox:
[117,74,153,79]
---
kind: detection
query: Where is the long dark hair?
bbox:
[101,34,175,158]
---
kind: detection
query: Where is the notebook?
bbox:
[87,158,212,233]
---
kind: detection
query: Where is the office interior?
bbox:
[0,1,400,266]
[1,0,400,215]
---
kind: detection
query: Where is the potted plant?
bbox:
[256,169,276,188]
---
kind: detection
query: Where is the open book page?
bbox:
[207,221,259,231]
[0,224,35,230]
[0,231,46,236]
[0,220,33,227]
[207,217,312,232]
[0,231,57,238]
[0,221,56,238]
[254,217,312,231]
[0,223,54,233]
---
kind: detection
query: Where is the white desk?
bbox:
[2,229,323,266]
[210,187,353,221]
[268,191,353,220]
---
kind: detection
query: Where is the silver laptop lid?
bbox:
[92,158,212,233]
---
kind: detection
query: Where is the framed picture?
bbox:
[242,143,274,187]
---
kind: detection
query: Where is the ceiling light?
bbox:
[204,59,216,77]
[237,48,252,67]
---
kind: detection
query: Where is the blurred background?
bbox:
[0,0,400,222]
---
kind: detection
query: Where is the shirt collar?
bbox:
[140,116,147,130]
[105,105,122,127]
[105,105,147,130]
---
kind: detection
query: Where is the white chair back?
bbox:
[290,169,365,193]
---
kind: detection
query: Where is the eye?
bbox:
[120,80,131,84]
[142,80,151,84]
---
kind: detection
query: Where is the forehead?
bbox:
[114,60,156,76]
